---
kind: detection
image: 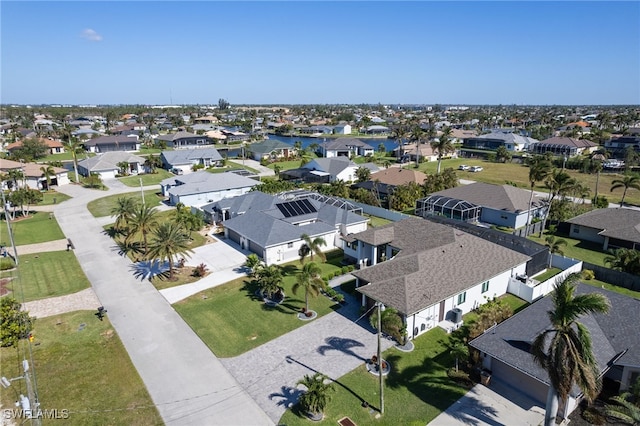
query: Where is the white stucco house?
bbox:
[0,159,70,190]
[302,157,359,183]
[77,152,146,179]
[319,138,374,158]
[160,171,259,208]
[160,148,223,174]
[206,191,369,265]
[349,217,531,339]
[333,124,352,135]
[566,208,640,251]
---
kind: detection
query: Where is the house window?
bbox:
[287,242,293,248]
[481,281,489,293]
[573,225,580,234]
[500,214,508,220]
[457,292,466,304]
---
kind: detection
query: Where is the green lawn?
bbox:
[532,267,561,282]
[279,327,468,426]
[1,211,65,245]
[527,233,609,266]
[582,277,640,299]
[0,251,91,301]
[0,311,162,425]
[363,214,392,228]
[38,190,72,206]
[87,190,164,218]
[174,252,347,357]
[119,170,173,187]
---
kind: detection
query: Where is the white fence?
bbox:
[507,255,583,303]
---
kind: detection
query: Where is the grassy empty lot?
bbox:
[174,252,348,357]
[1,211,65,245]
[0,311,162,425]
[87,190,164,217]
[119,170,173,187]
[0,251,91,302]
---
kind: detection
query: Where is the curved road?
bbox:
[53,181,272,426]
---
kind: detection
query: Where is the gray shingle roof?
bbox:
[567,208,640,244]
[157,131,199,141]
[536,136,598,148]
[430,182,546,213]
[163,171,258,196]
[78,152,145,172]
[83,135,138,146]
[303,157,355,176]
[248,139,293,155]
[202,191,278,215]
[161,148,223,166]
[470,283,640,389]
[353,218,530,315]
[320,138,374,151]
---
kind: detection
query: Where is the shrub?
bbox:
[333,293,344,303]
[581,406,605,425]
[347,265,355,272]
[581,269,595,280]
[325,287,337,298]
[192,263,209,277]
[592,195,609,208]
[0,258,15,271]
[341,266,349,274]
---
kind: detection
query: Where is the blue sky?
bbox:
[2,1,639,105]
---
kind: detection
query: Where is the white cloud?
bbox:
[81,29,103,42]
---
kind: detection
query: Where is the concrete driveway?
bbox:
[184,235,249,273]
[429,379,545,426]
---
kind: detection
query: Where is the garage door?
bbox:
[491,359,548,405]
[228,230,241,245]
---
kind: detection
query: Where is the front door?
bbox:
[438,301,446,322]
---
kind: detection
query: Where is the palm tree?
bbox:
[410,124,425,166]
[39,165,55,190]
[110,196,139,232]
[531,273,610,426]
[129,204,159,255]
[604,248,640,275]
[539,169,578,237]
[590,151,606,202]
[611,173,640,208]
[525,156,552,234]
[299,234,326,263]
[604,377,640,425]
[243,253,262,277]
[392,125,408,166]
[255,264,284,300]
[431,126,454,174]
[147,222,193,280]
[545,235,567,267]
[297,373,335,419]
[292,262,324,314]
[63,136,84,184]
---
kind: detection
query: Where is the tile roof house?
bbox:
[6,138,65,155]
[0,158,69,190]
[160,171,258,208]
[529,137,598,157]
[213,192,368,265]
[248,139,295,161]
[470,283,640,421]
[416,182,548,229]
[566,208,640,250]
[319,138,374,158]
[77,152,146,179]
[351,217,530,338]
[160,148,223,174]
[82,135,141,153]
[156,131,213,149]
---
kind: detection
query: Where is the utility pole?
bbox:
[139,178,145,207]
[377,301,384,414]
[22,360,41,425]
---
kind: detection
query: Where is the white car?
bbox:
[470,166,483,172]
[458,165,470,171]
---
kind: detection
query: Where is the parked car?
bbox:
[171,168,184,175]
[458,165,470,171]
[470,166,483,172]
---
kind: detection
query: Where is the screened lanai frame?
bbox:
[416,195,481,222]
[529,143,578,156]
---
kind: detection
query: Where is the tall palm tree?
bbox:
[611,173,640,208]
[110,196,139,233]
[64,136,84,184]
[590,151,607,202]
[129,204,159,255]
[531,273,610,426]
[392,125,408,166]
[539,169,579,237]
[525,156,552,234]
[292,262,324,313]
[410,124,425,166]
[431,126,454,174]
[545,235,567,267]
[147,222,193,280]
[39,165,55,190]
[299,234,326,263]
[604,248,640,275]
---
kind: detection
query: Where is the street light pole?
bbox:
[377,301,384,414]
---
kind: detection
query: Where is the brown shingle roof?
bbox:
[430,182,545,212]
[538,137,597,148]
[369,168,427,186]
[352,218,530,315]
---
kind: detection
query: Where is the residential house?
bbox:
[248,139,294,161]
[350,217,530,339]
[77,152,146,179]
[319,138,374,158]
[6,138,65,155]
[193,116,219,124]
[401,143,459,162]
[363,125,390,135]
[0,158,69,190]
[156,131,212,149]
[416,182,547,229]
[605,136,640,157]
[351,168,427,207]
[566,208,640,251]
[299,125,334,135]
[160,148,223,174]
[160,171,258,208]
[529,137,598,157]
[470,284,640,420]
[281,157,359,183]
[212,192,368,264]
[463,130,538,152]
[333,124,352,135]
[83,135,141,153]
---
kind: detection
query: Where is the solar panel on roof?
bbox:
[276,199,318,218]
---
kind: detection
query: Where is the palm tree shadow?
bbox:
[317,336,367,361]
[129,260,169,282]
[268,385,303,410]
